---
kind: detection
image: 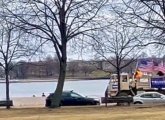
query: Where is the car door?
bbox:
[70,92,84,105]
[152,93,165,104]
[61,92,74,106]
[140,93,154,104]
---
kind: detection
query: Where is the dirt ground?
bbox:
[0,105,165,120]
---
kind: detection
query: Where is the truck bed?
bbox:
[101,96,133,105]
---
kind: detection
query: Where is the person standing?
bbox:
[42,93,45,97]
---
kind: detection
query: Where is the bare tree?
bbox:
[6,0,108,107]
[11,61,29,79]
[67,61,79,77]
[80,64,94,77]
[11,57,59,79]
[0,67,4,78]
[110,0,165,48]
[44,56,60,77]
[0,15,28,109]
[91,23,143,92]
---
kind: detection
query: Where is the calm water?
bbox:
[0,79,109,99]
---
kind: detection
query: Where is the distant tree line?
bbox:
[8,56,165,80]
[5,59,98,79]
[2,57,138,79]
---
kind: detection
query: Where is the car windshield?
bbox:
[48,91,86,98]
[70,92,83,98]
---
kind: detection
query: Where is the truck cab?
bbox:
[107,73,135,97]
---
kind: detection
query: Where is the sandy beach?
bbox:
[11,97,46,108]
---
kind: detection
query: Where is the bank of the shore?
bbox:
[0,77,109,83]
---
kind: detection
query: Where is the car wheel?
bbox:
[59,102,63,106]
[89,101,95,105]
[92,101,99,105]
[134,101,143,104]
[96,102,100,105]
[93,101,97,105]
[45,99,51,107]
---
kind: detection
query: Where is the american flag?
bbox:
[137,59,154,72]
[137,59,165,73]
[154,61,165,73]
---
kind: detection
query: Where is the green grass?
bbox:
[0,105,165,120]
[90,70,110,78]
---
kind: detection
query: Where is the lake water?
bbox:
[0,79,109,99]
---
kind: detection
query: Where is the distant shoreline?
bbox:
[0,77,109,83]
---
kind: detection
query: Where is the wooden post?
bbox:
[105,87,108,107]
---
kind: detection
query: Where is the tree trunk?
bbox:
[51,42,67,108]
[50,60,67,108]
[116,55,121,92]
[5,69,10,109]
[117,67,120,92]
[85,72,87,76]
[72,71,74,77]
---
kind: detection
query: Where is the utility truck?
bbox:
[101,72,165,105]
[107,73,136,97]
[107,72,165,97]
[101,73,134,105]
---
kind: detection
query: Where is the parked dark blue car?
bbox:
[45,91,100,107]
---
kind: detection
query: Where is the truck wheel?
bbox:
[134,101,143,104]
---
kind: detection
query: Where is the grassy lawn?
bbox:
[0,105,165,120]
[90,70,110,78]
